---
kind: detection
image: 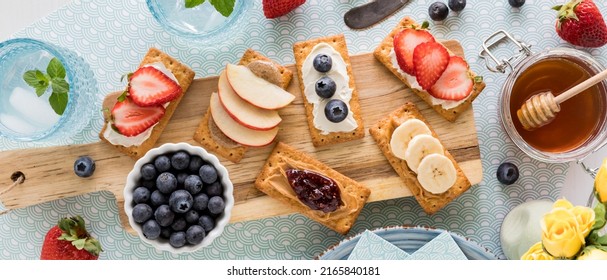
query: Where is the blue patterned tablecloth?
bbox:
[2,0,601,259]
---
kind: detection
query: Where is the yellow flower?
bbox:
[596,158,607,203]
[553,199,573,210]
[577,247,607,260]
[570,206,595,238]
[541,208,585,259]
[521,242,554,260]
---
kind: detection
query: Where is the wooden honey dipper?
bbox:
[517,67,607,131]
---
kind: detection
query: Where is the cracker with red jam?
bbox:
[254,142,371,235]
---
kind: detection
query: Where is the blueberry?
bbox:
[171,151,190,171]
[324,99,349,123]
[188,156,204,173]
[208,196,225,215]
[448,0,466,12]
[315,76,336,99]
[177,172,188,186]
[313,54,332,73]
[198,215,215,232]
[497,162,519,185]
[199,165,218,184]
[141,179,156,190]
[160,227,172,239]
[132,203,153,223]
[205,181,223,197]
[154,205,175,227]
[169,231,187,248]
[508,0,525,8]
[186,225,206,245]
[171,217,187,231]
[185,210,200,224]
[169,190,193,214]
[429,2,449,21]
[154,155,171,173]
[140,163,157,181]
[150,190,167,207]
[74,156,95,178]
[156,172,177,194]
[142,219,161,240]
[193,193,209,211]
[181,175,201,196]
[133,187,151,204]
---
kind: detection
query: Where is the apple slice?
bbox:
[226,64,295,109]
[209,92,278,147]
[218,71,281,131]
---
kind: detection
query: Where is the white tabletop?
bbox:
[0,0,603,207]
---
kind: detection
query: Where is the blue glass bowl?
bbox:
[0,38,97,142]
[147,0,251,44]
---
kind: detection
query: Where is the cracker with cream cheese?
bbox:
[293,34,365,147]
[99,48,195,160]
[255,142,371,235]
[369,102,471,215]
[373,17,485,122]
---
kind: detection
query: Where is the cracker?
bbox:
[373,17,486,122]
[293,34,365,147]
[192,49,293,163]
[254,142,371,235]
[99,47,196,159]
[369,102,471,215]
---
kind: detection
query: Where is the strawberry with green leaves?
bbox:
[554,0,607,47]
[40,216,102,260]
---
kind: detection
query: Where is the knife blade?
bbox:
[344,0,409,30]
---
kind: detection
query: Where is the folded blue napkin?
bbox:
[348,230,410,260]
[405,232,468,260]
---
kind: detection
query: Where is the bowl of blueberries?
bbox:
[123,142,234,253]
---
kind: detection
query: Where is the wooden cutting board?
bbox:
[0,40,482,233]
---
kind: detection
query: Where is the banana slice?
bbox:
[417,154,457,194]
[404,134,444,173]
[390,119,432,160]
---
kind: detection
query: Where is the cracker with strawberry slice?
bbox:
[374,17,485,122]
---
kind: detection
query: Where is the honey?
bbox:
[509,58,605,153]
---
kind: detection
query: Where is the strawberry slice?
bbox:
[413,42,449,90]
[128,66,182,107]
[111,97,165,137]
[393,28,435,76]
[429,56,473,101]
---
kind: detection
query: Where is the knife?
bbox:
[344,0,409,30]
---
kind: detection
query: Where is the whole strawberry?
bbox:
[40,216,102,260]
[554,0,607,47]
[262,0,305,19]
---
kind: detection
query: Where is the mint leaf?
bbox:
[23,70,42,87]
[210,0,235,17]
[24,70,50,96]
[51,78,70,94]
[49,91,68,115]
[35,86,48,97]
[185,0,205,8]
[47,57,66,79]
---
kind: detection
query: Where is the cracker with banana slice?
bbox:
[369,102,471,215]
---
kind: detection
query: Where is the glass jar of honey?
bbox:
[481,31,607,163]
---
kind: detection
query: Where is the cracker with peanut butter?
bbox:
[293,34,365,147]
[373,17,485,122]
[255,142,371,235]
[369,102,471,215]
[193,49,293,163]
[99,48,195,159]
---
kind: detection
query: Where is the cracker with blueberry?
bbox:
[293,34,365,147]
[193,49,293,163]
[254,142,371,235]
[373,17,485,122]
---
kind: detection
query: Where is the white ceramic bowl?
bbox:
[124,142,234,253]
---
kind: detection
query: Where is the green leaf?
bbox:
[593,202,606,231]
[120,72,133,83]
[210,0,235,17]
[23,70,42,87]
[35,86,48,97]
[117,91,128,102]
[71,238,86,250]
[596,234,607,246]
[23,70,50,96]
[185,0,205,8]
[51,78,70,94]
[474,76,484,83]
[49,91,68,115]
[46,57,66,79]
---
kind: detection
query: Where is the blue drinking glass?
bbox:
[0,38,97,142]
